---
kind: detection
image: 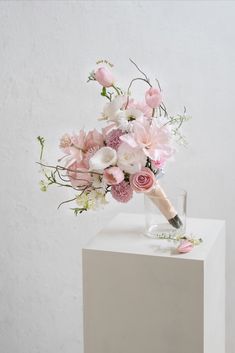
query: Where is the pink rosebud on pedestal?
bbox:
[145,87,162,108]
[95,67,115,87]
[177,240,193,253]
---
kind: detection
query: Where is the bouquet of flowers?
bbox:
[37,59,190,229]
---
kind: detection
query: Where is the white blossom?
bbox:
[89,146,117,171]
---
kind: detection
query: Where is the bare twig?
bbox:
[125,77,152,109]
[36,162,103,176]
[57,197,77,209]
[129,58,149,81]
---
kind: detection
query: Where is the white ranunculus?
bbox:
[101,95,126,121]
[117,143,147,174]
[124,107,143,121]
[89,146,117,171]
[114,107,143,131]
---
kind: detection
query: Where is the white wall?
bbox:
[1,1,234,352]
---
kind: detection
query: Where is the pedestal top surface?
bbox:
[83,213,225,260]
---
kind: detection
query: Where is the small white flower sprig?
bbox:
[154,232,203,253]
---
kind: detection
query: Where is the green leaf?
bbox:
[71,207,87,216]
[101,87,107,96]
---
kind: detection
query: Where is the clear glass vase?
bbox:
[144,184,187,238]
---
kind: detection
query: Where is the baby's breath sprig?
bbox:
[87,71,96,83]
[155,232,203,246]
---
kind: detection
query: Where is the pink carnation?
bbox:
[105,129,124,151]
[111,180,133,203]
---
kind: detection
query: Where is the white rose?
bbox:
[117,143,147,174]
[89,146,117,171]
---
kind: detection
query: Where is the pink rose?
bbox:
[95,67,114,87]
[177,240,193,253]
[145,87,162,108]
[130,167,156,193]
[103,167,124,185]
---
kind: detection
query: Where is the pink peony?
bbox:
[59,131,85,162]
[145,87,162,108]
[67,160,92,188]
[69,131,86,162]
[111,180,133,203]
[84,129,104,151]
[177,240,193,253]
[103,167,124,185]
[60,129,104,167]
[95,67,115,87]
[105,129,124,151]
[130,167,156,193]
[120,117,173,161]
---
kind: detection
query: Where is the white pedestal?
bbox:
[82,213,225,353]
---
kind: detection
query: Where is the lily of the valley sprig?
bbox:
[37,59,190,214]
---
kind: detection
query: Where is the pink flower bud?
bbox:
[145,87,162,108]
[103,166,124,185]
[177,240,193,253]
[95,67,115,87]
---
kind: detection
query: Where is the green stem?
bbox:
[112,85,120,95]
